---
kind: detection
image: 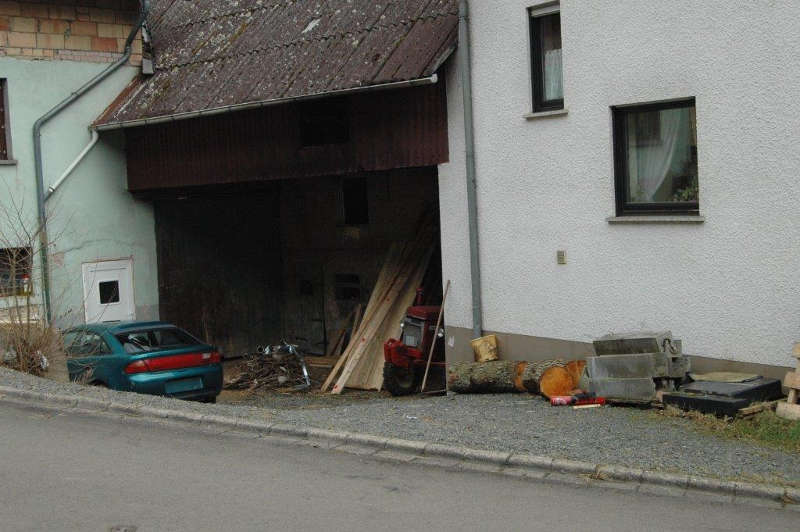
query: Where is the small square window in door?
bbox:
[99,281,120,304]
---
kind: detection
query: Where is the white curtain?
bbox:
[627,108,690,202]
[544,48,563,101]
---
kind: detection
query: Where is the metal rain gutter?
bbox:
[94,73,439,131]
[459,0,483,339]
[32,0,150,322]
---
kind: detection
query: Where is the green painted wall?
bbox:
[0,57,158,325]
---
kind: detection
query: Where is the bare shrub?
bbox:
[0,183,68,381]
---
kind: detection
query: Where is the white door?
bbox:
[82,259,135,323]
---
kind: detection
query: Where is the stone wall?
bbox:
[0,0,141,64]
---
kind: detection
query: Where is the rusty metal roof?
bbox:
[96,0,459,126]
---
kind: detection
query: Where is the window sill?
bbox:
[606,215,705,225]
[523,109,568,120]
[0,160,17,166]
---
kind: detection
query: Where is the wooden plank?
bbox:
[325,329,346,357]
[793,342,800,359]
[331,239,430,394]
[736,400,779,418]
[319,304,362,391]
[421,280,450,392]
[305,356,338,368]
[345,248,432,390]
[320,348,353,392]
[784,371,800,391]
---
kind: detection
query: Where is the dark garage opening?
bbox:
[154,167,442,357]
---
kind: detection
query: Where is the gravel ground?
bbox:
[2,367,798,486]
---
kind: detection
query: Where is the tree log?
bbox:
[448,359,577,398]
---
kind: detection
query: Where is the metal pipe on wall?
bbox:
[32,1,150,322]
[459,0,483,339]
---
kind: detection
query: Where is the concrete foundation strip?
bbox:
[1,385,797,508]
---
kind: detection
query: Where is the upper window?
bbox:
[529,5,564,112]
[612,98,699,216]
[0,79,11,161]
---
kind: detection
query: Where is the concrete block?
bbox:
[48,6,75,20]
[270,423,307,438]
[586,354,656,379]
[7,30,34,47]
[593,331,672,355]
[70,21,97,36]
[345,433,388,449]
[9,16,34,32]
[334,444,379,457]
[65,34,91,50]
[0,2,20,17]
[90,36,117,52]
[38,19,69,34]
[36,32,64,49]
[595,464,643,482]
[507,453,554,470]
[640,470,689,488]
[584,377,656,401]
[550,458,596,475]
[373,450,417,463]
[733,481,786,501]
[688,476,737,494]
[456,461,503,474]
[384,437,427,454]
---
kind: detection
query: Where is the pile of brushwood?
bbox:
[225,352,308,391]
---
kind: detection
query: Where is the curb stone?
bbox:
[0,384,795,509]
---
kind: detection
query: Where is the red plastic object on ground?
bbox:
[550,395,606,406]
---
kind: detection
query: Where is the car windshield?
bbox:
[116,327,201,353]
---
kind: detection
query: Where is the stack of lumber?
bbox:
[776,342,800,421]
[447,359,586,399]
[324,219,436,394]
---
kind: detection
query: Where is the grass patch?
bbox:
[657,405,800,454]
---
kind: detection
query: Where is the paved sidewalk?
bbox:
[2,367,798,488]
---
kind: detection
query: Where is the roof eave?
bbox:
[95,73,440,132]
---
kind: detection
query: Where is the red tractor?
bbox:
[382,306,445,395]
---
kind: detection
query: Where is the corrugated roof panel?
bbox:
[96,0,459,125]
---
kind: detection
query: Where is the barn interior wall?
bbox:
[154,167,440,357]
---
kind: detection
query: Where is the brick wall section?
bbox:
[0,1,142,64]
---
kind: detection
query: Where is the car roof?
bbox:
[68,321,178,334]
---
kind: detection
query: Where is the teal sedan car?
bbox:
[64,321,222,402]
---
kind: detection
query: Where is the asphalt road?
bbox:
[0,405,795,532]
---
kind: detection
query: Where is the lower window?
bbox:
[0,247,32,297]
[612,98,699,215]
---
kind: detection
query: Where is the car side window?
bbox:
[65,331,112,357]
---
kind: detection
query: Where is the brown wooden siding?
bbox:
[124,82,448,192]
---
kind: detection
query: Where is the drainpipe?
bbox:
[459,0,483,339]
[46,129,99,199]
[33,1,150,322]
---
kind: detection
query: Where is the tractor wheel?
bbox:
[383,363,420,396]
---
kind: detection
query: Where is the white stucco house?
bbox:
[439,0,800,376]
